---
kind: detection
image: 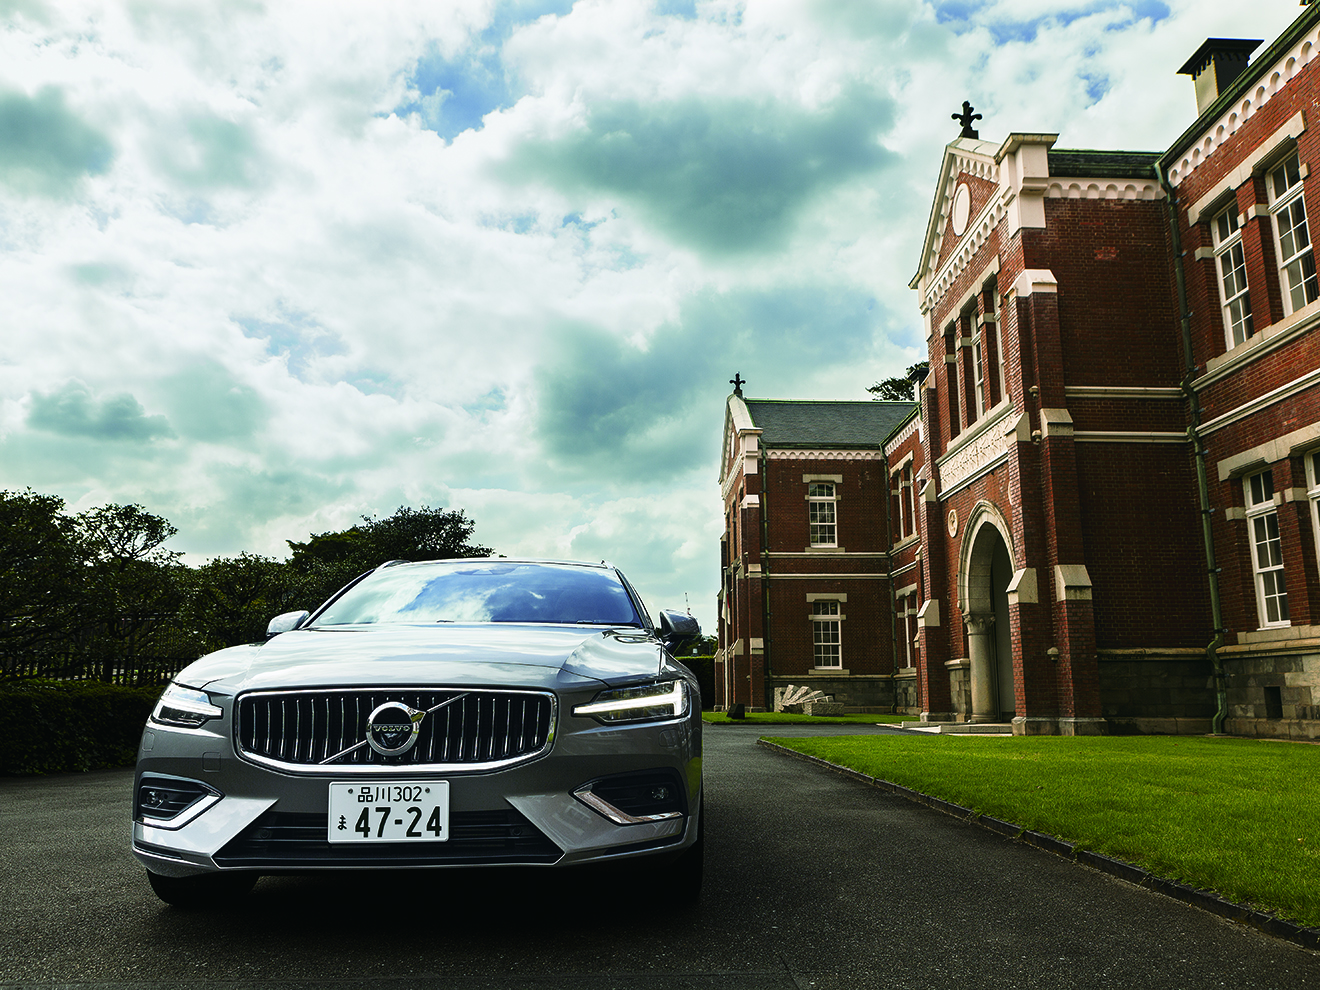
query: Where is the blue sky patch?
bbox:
[236,313,344,381]
[397,1,575,140]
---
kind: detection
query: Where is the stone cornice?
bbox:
[765,449,886,461]
[883,412,922,457]
[1045,178,1163,201]
[1166,15,1320,186]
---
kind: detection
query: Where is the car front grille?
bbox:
[213,809,562,867]
[235,689,555,773]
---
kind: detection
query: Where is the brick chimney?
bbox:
[1178,39,1262,115]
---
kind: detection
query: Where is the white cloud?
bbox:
[0,0,1300,634]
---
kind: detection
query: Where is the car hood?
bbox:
[176,623,666,694]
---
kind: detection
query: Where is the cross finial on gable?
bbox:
[730,373,745,397]
[952,100,982,139]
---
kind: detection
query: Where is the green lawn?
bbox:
[764,733,1320,928]
[701,711,915,726]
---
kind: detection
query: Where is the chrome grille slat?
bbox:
[237,688,555,773]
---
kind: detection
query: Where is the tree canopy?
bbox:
[867,361,929,402]
[0,495,496,677]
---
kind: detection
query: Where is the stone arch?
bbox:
[958,501,1017,722]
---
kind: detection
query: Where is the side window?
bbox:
[944,323,961,441]
[1213,204,1254,348]
[1245,469,1289,627]
[811,600,842,668]
[808,483,837,547]
[1269,152,1319,315]
[902,464,915,538]
[1307,452,1320,575]
[961,307,980,426]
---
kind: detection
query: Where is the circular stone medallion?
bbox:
[951,183,971,236]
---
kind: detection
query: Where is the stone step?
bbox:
[901,721,1014,735]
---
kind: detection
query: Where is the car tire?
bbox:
[146,869,257,908]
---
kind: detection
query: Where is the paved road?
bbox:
[1,723,1317,989]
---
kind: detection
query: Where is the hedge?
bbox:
[682,654,716,710]
[0,680,161,775]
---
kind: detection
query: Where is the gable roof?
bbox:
[743,399,916,449]
[910,136,1001,292]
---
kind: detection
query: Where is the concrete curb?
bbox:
[756,738,1320,952]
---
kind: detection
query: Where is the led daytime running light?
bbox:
[151,683,223,728]
[573,681,687,720]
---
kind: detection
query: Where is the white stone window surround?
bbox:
[809,597,844,668]
[1307,450,1320,578]
[890,451,917,540]
[807,481,838,548]
[979,283,1005,409]
[1267,151,1319,315]
[1211,203,1255,348]
[1244,469,1291,628]
[1185,112,1308,223]
[1215,419,1320,482]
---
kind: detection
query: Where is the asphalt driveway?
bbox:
[1,723,1317,989]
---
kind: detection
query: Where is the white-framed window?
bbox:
[944,323,961,441]
[987,279,1004,406]
[1269,151,1319,315]
[1245,469,1289,627]
[896,590,918,669]
[811,600,842,667]
[1213,204,1254,348]
[808,483,837,547]
[891,462,916,540]
[1306,450,1320,573]
[968,310,985,419]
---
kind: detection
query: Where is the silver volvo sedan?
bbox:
[131,558,703,907]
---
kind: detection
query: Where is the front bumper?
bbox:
[132,712,702,877]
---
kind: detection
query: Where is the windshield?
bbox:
[310,560,644,627]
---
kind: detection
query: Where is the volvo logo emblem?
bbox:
[365,702,427,756]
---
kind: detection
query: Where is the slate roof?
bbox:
[1047,149,1161,179]
[743,399,916,449]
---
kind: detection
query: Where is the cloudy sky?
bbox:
[0,0,1301,629]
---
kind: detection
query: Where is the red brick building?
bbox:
[1159,9,1320,739]
[715,391,916,711]
[716,4,1320,739]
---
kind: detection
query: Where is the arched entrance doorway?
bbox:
[960,504,1017,723]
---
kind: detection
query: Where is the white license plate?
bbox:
[328,781,449,843]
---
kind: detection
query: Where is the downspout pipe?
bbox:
[1154,159,1229,735]
[885,448,899,714]
[761,445,773,713]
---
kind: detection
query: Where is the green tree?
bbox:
[75,504,188,682]
[288,505,494,607]
[0,489,85,658]
[186,552,311,650]
[867,360,929,402]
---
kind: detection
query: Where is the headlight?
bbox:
[151,683,223,728]
[573,680,689,723]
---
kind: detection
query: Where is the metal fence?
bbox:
[0,651,197,687]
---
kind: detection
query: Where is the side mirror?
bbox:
[657,609,700,654]
[266,610,310,638]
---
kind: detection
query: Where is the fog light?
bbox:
[573,769,686,825]
[135,775,220,824]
